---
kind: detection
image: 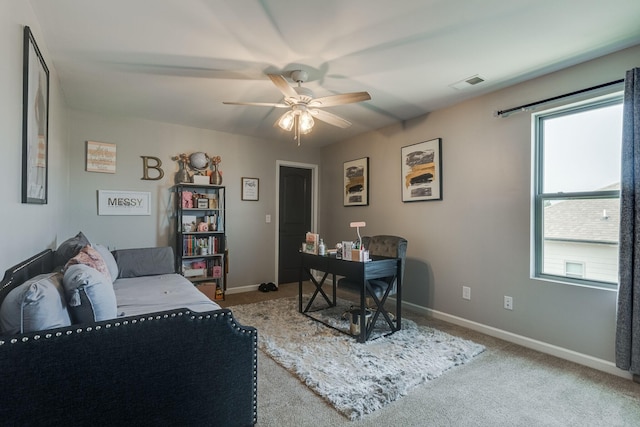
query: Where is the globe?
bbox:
[189,152,210,171]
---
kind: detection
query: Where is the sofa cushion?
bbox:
[0,272,72,335]
[65,245,112,283]
[63,264,118,323]
[113,247,175,278]
[94,244,119,281]
[53,231,90,267]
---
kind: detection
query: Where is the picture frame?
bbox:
[343,157,369,206]
[241,177,259,201]
[86,140,117,173]
[97,190,151,216]
[22,26,49,204]
[303,232,319,255]
[401,138,442,202]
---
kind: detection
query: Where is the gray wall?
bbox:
[318,45,640,364]
[66,110,322,289]
[0,2,71,268]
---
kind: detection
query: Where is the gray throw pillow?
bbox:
[53,231,90,267]
[62,264,118,324]
[113,247,175,278]
[0,272,72,335]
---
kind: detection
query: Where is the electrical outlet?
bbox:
[462,286,471,300]
[504,296,513,310]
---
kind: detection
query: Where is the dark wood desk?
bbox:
[298,252,402,342]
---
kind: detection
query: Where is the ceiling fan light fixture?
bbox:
[277,110,295,131]
[299,111,314,134]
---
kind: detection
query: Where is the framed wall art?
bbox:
[343,157,369,206]
[98,190,151,216]
[241,177,259,201]
[22,26,49,204]
[86,141,117,173]
[401,138,442,202]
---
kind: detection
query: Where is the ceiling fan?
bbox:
[223,70,371,146]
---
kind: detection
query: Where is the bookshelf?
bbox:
[175,183,226,300]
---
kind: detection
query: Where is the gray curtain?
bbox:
[616,67,640,375]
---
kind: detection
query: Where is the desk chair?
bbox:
[338,235,407,327]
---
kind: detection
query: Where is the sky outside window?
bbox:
[542,103,623,193]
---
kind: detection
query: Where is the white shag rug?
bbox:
[230,296,485,421]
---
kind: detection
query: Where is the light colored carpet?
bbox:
[230,296,484,420]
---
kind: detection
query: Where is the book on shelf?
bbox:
[182,235,221,256]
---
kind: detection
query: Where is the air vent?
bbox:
[449,75,486,90]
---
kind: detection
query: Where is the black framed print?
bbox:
[241,177,259,201]
[343,157,369,206]
[401,138,442,202]
[22,26,50,204]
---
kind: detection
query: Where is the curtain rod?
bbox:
[495,78,624,117]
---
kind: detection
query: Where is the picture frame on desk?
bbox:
[303,232,319,254]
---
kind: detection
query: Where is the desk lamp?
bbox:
[350,221,366,249]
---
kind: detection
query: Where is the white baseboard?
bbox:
[225,284,260,295]
[399,299,633,380]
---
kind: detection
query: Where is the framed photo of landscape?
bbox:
[343,157,369,206]
[22,26,49,204]
[401,138,442,202]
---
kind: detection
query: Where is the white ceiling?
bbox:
[29,0,640,148]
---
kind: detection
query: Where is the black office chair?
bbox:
[338,235,407,330]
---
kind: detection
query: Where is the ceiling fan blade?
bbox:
[309,91,371,107]
[222,101,289,108]
[310,109,352,128]
[268,74,298,100]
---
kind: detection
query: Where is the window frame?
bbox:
[533,93,622,289]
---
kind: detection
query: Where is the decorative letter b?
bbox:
[141,156,164,180]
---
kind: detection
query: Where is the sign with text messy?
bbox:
[98,190,151,215]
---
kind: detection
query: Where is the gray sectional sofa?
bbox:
[0,233,257,426]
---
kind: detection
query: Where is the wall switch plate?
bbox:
[265,214,271,223]
[504,296,513,310]
[462,286,471,300]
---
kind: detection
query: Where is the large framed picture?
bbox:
[401,138,442,202]
[343,157,369,206]
[22,26,49,204]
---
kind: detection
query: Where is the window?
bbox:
[565,261,584,278]
[533,94,623,288]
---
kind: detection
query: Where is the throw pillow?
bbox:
[53,231,90,267]
[0,272,72,335]
[65,245,112,283]
[62,264,118,323]
[94,244,119,281]
[113,246,175,278]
